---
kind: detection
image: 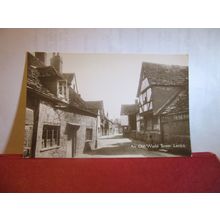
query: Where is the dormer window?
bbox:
[57,80,68,101]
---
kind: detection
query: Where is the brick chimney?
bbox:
[50,52,63,73]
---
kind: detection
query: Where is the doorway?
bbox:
[161,122,171,143]
[66,123,80,158]
[71,128,77,157]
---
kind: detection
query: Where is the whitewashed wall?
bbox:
[0,29,220,157]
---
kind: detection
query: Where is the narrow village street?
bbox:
[82,134,177,158]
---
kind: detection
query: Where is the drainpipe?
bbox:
[95,114,98,149]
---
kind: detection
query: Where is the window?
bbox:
[148,101,153,110]
[140,119,144,131]
[139,96,143,105]
[140,88,152,108]
[146,88,152,101]
[58,80,67,99]
[141,92,147,104]
[146,119,153,131]
[86,128,93,141]
[153,117,159,130]
[141,77,149,92]
[42,125,60,148]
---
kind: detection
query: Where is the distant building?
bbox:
[85,101,105,136]
[85,101,113,136]
[111,118,123,135]
[105,116,114,135]
[24,52,97,158]
[136,62,190,147]
[120,104,138,137]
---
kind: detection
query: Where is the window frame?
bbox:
[85,128,93,141]
[57,80,68,100]
[41,124,61,151]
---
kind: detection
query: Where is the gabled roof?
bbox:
[69,87,87,109]
[28,52,64,79]
[37,66,63,79]
[151,86,181,115]
[27,52,63,101]
[63,73,74,85]
[27,67,59,101]
[86,100,103,109]
[120,104,139,115]
[27,52,97,117]
[160,88,189,115]
[137,62,188,96]
[27,52,44,68]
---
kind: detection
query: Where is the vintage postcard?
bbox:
[23,52,191,158]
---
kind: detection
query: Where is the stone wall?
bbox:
[64,111,97,155]
[124,130,161,144]
[35,101,97,158]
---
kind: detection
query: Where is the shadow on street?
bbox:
[88,144,148,156]
[98,135,124,140]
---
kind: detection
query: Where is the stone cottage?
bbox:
[24,52,98,158]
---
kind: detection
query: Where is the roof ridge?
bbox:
[142,61,188,68]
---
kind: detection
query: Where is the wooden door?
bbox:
[66,126,77,158]
[162,122,171,143]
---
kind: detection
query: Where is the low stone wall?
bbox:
[124,130,191,155]
[124,130,161,144]
[135,131,161,144]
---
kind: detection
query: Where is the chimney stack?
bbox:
[50,52,63,74]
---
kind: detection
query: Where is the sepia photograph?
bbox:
[23,52,191,158]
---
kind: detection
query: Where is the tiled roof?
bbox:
[28,52,64,79]
[85,101,104,113]
[143,62,188,85]
[37,66,63,79]
[27,52,44,68]
[161,88,189,115]
[86,101,103,109]
[137,62,188,96]
[69,87,88,109]
[27,52,63,101]
[120,104,139,115]
[26,52,97,117]
[27,67,59,100]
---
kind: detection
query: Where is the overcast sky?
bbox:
[47,53,188,119]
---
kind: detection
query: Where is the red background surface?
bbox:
[0,152,220,192]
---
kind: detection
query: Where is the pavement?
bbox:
[81,134,177,158]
